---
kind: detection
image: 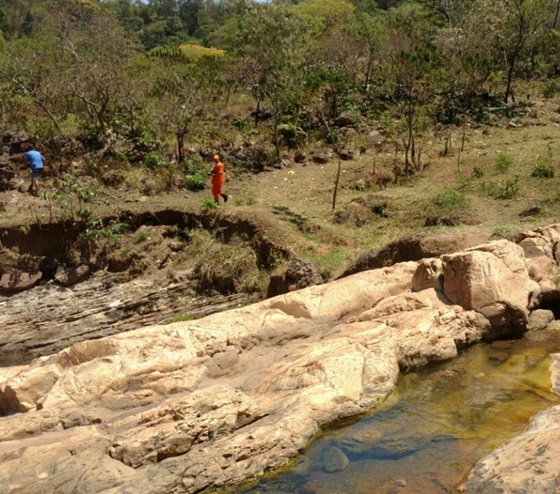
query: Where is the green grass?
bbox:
[304,246,348,278]
[169,313,194,323]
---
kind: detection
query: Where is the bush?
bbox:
[183,155,209,191]
[542,79,558,99]
[185,174,207,191]
[531,159,555,178]
[144,151,167,168]
[481,175,521,199]
[434,190,466,210]
[472,166,484,178]
[495,154,513,174]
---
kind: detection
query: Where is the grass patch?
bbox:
[531,158,555,178]
[134,232,149,243]
[424,190,470,226]
[304,246,348,278]
[169,313,194,323]
[495,154,514,174]
[202,198,218,210]
[482,174,520,199]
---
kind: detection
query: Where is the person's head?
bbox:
[213,154,220,162]
[21,142,34,153]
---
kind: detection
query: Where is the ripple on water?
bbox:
[237,331,560,494]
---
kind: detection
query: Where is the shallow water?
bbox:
[237,331,560,494]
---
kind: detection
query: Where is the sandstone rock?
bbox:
[55,264,91,286]
[463,405,560,494]
[441,240,541,336]
[0,363,62,413]
[1,230,558,493]
[528,309,555,330]
[341,231,492,277]
[517,224,560,302]
[0,270,42,293]
[411,258,443,292]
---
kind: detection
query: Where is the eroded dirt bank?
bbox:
[0,209,292,361]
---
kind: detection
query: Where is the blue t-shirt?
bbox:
[25,150,44,171]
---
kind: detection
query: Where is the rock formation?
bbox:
[0,229,559,493]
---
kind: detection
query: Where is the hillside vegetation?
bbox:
[2,0,560,297]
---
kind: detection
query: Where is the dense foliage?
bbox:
[1,0,560,171]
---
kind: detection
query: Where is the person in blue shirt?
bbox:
[24,147,44,196]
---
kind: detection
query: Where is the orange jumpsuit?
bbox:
[211,160,225,202]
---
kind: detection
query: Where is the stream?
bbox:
[237,330,560,494]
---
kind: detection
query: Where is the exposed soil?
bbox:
[0,204,297,363]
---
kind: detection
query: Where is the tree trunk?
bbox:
[332,152,342,211]
[177,133,185,164]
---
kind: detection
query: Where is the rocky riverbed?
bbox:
[2,223,560,493]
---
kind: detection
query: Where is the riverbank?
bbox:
[2,226,560,493]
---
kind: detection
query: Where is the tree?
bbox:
[238,3,305,158]
[49,2,140,139]
[347,11,387,93]
[384,2,441,175]
[494,0,547,102]
[148,44,226,163]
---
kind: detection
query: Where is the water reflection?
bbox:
[238,331,560,494]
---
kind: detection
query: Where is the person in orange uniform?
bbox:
[210,154,228,204]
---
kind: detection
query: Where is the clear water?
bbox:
[236,331,560,494]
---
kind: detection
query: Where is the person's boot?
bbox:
[222,194,228,203]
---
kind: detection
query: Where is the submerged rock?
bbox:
[321,447,349,473]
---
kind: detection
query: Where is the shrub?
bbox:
[531,159,555,178]
[497,174,520,199]
[472,166,484,178]
[495,154,513,174]
[232,117,247,130]
[183,155,209,191]
[434,190,466,210]
[144,151,167,168]
[185,174,207,191]
[542,79,558,98]
[202,198,218,209]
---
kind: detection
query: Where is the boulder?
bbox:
[266,258,324,298]
[516,224,560,301]
[463,404,560,494]
[55,264,91,287]
[528,309,555,330]
[441,240,541,337]
[0,270,42,293]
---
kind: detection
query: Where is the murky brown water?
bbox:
[238,330,560,494]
